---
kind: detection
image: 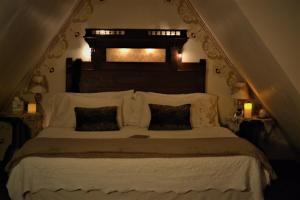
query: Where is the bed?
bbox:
[7,126,272,200]
[6,29,275,200]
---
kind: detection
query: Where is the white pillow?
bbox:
[42,90,133,128]
[135,91,219,128]
[122,93,142,126]
[67,90,134,98]
[49,94,123,128]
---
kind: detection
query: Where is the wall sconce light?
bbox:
[177,52,182,59]
[244,102,253,118]
[176,48,183,65]
[82,44,92,61]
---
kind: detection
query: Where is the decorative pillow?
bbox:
[74,107,119,131]
[135,91,219,128]
[49,95,123,128]
[148,104,192,130]
[41,90,134,128]
[122,92,143,126]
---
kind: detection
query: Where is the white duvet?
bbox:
[7,127,270,200]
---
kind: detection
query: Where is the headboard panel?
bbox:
[66,59,206,94]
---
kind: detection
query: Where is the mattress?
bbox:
[7,126,270,200]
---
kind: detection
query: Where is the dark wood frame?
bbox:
[66,28,206,94]
[66,58,206,94]
[84,29,188,66]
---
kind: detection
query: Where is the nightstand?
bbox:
[238,117,275,148]
[0,112,43,165]
[0,112,43,138]
[0,122,12,161]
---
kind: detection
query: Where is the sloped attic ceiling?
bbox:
[0,0,299,155]
[190,0,300,153]
[0,0,80,107]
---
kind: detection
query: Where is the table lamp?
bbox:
[232,82,249,120]
[28,73,48,113]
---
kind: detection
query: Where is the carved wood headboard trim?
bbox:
[66,58,206,94]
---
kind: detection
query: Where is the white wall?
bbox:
[0,0,80,110]
[45,0,205,94]
[37,0,239,124]
[190,0,300,155]
[236,0,300,93]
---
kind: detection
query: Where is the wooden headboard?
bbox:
[66,59,206,94]
[66,29,206,94]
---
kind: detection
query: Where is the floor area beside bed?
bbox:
[264,160,300,199]
[1,160,300,200]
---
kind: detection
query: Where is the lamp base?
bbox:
[233,108,243,123]
[34,93,44,114]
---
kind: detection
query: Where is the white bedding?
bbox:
[38,126,236,139]
[7,127,270,200]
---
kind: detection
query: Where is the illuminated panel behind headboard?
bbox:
[106,48,166,62]
[84,28,188,67]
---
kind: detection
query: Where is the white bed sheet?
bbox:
[7,127,270,200]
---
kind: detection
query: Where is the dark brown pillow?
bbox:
[74,106,119,131]
[148,104,192,130]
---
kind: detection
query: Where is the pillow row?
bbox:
[42,90,133,128]
[131,91,220,128]
[74,104,192,131]
[42,90,219,129]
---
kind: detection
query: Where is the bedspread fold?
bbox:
[6,137,276,179]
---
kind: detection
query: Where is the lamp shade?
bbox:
[29,85,47,94]
[232,82,249,100]
[31,75,44,83]
[28,74,48,94]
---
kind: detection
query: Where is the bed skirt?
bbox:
[25,189,254,200]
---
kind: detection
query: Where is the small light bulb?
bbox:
[145,48,155,54]
[119,48,129,54]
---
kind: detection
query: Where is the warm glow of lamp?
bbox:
[81,44,91,61]
[106,48,165,62]
[145,48,155,54]
[27,103,37,114]
[119,48,129,54]
[28,72,48,113]
[244,103,253,118]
